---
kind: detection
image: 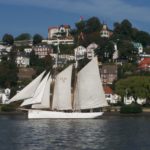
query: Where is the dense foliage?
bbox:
[2,34,14,45]
[0,46,18,88]
[33,34,43,45]
[15,33,31,41]
[0,104,16,112]
[120,103,142,114]
[115,76,150,102]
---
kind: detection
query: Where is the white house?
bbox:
[0,88,11,104]
[132,42,143,54]
[42,39,74,46]
[16,56,30,67]
[74,46,87,61]
[16,52,30,67]
[24,48,32,54]
[112,43,119,61]
[124,96,146,105]
[104,86,121,104]
[86,43,98,59]
[48,25,71,39]
[0,45,12,54]
[100,24,112,38]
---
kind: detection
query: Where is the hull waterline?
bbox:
[28,109,104,119]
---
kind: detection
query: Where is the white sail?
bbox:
[52,65,72,110]
[74,57,108,110]
[8,71,46,103]
[21,72,50,107]
[31,75,52,109]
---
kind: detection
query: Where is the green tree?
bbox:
[117,40,137,62]
[86,17,102,33]
[15,33,31,41]
[135,31,150,47]
[75,20,86,32]
[117,63,137,78]
[95,40,114,62]
[29,50,39,66]
[2,34,14,45]
[0,46,18,88]
[113,19,133,40]
[33,34,43,45]
[43,54,53,70]
[115,76,150,102]
[143,47,150,54]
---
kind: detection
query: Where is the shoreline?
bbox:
[1,110,150,117]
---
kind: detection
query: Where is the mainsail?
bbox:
[74,57,108,110]
[52,65,73,110]
[8,71,46,103]
[20,72,50,106]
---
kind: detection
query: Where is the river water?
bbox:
[0,115,150,150]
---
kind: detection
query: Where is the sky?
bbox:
[0,0,150,39]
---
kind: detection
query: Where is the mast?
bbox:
[72,62,78,111]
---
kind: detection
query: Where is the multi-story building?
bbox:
[45,24,74,45]
[100,65,118,84]
[32,44,53,58]
[48,24,71,39]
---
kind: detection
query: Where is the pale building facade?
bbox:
[86,43,98,59]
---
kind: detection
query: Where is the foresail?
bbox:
[52,65,72,110]
[32,75,52,109]
[21,72,50,107]
[74,57,108,110]
[8,71,46,103]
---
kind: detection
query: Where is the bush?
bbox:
[120,103,142,114]
[1,104,16,112]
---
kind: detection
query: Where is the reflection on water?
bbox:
[0,115,150,150]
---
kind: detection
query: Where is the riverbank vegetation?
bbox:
[120,103,142,114]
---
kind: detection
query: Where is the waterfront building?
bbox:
[124,96,146,105]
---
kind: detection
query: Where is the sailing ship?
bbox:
[8,57,108,119]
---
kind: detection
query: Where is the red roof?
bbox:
[103,86,113,94]
[139,58,150,69]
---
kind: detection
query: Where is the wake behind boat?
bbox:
[8,57,108,119]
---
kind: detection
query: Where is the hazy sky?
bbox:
[0,0,150,38]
